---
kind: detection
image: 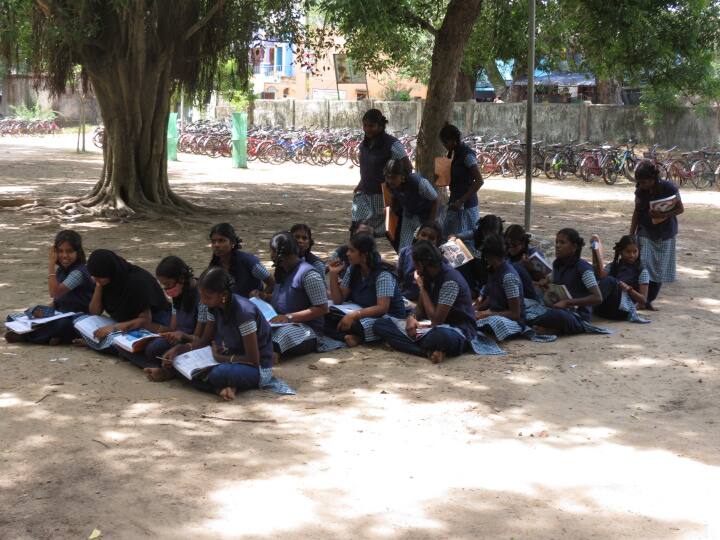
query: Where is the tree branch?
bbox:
[184,0,228,41]
[402,10,438,37]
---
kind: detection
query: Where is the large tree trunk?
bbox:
[507,60,526,103]
[416,0,484,181]
[453,70,476,101]
[485,59,508,100]
[596,78,623,104]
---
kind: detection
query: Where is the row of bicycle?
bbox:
[0,116,60,136]
[464,137,719,189]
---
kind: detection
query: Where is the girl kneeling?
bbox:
[374,240,477,363]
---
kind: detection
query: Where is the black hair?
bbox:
[209,223,242,250]
[290,223,314,252]
[347,233,395,286]
[504,224,530,250]
[362,108,388,128]
[557,228,585,258]
[416,221,443,246]
[634,160,660,185]
[156,256,196,314]
[438,123,462,144]
[411,240,444,270]
[198,266,236,323]
[270,231,300,283]
[482,234,507,260]
[383,158,412,178]
[473,214,504,248]
[54,229,86,267]
[611,235,642,278]
[349,219,374,237]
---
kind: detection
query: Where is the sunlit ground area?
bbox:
[1,134,719,539]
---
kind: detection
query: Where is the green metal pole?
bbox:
[167,112,178,161]
[232,111,248,168]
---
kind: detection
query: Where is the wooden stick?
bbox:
[35,393,52,404]
[201,414,276,423]
[92,439,110,449]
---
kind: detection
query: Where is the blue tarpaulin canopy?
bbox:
[513,72,595,86]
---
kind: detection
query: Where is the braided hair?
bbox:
[347,234,396,287]
[270,231,300,283]
[610,235,642,278]
[156,256,196,314]
[198,267,236,324]
[557,228,585,259]
[504,224,531,257]
[290,223,314,253]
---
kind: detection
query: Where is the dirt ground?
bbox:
[1,134,719,540]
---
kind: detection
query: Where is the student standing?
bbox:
[5,230,95,345]
[374,240,477,363]
[208,223,274,298]
[383,158,438,252]
[353,109,412,235]
[439,123,484,238]
[630,161,683,309]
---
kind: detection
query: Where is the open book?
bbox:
[249,297,290,328]
[391,317,433,341]
[73,315,159,352]
[173,345,218,380]
[543,284,572,306]
[649,194,678,224]
[328,301,363,315]
[440,238,474,268]
[5,311,76,334]
[527,251,552,277]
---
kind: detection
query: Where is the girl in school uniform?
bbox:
[353,108,413,235]
[86,249,171,341]
[331,220,374,269]
[142,256,215,379]
[266,231,329,362]
[630,161,683,309]
[457,214,504,299]
[383,158,438,252]
[474,235,527,340]
[373,240,477,364]
[326,234,405,347]
[504,224,542,302]
[194,267,275,401]
[439,123,484,238]
[5,230,95,345]
[208,223,274,298]
[531,229,603,335]
[398,221,443,301]
[589,234,650,319]
[290,223,326,276]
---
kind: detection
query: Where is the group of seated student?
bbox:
[6,209,657,397]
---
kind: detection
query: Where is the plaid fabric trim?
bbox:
[359,316,381,342]
[251,262,270,281]
[398,214,422,251]
[310,258,326,276]
[303,270,328,305]
[438,280,460,306]
[582,270,598,290]
[639,268,650,285]
[272,323,316,353]
[639,235,676,282]
[477,315,523,341]
[464,152,479,168]
[198,303,214,322]
[391,140,407,160]
[443,205,479,237]
[376,271,396,297]
[351,193,385,233]
[502,272,521,299]
[238,320,257,337]
[61,269,84,290]
[417,176,438,200]
[340,268,352,289]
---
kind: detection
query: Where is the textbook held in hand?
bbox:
[440,238,474,268]
[249,297,290,327]
[73,315,159,352]
[543,283,572,306]
[328,301,364,315]
[5,311,77,334]
[649,194,678,224]
[526,251,552,277]
[173,345,218,380]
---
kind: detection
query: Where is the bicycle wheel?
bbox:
[579,156,599,183]
[349,146,360,167]
[690,159,713,189]
[543,155,556,179]
[333,146,348,166]
[312,143,334,166]
[551,153,566,181]
[623,157,637,181]
[602,157,619,185]
[266,144,288,165]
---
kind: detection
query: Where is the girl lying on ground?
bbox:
[373,240,478,363]
[325,234,405,347]
[5,230,95,345]
[208,222,274,298]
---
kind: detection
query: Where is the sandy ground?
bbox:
[1,134,719,540]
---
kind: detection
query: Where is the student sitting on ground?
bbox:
[143,256,215,380]
[589,234,650,321]
[373,240,477,364]
[456,214,504,298]
[291,223,326,276]
[330,220,374,270]
[264,231,329,363]
[5,230,95,345]
[208,222,274,298]
[531,229,604,335]
[397,221,443,302]
[504,224,541,301]
[325,234,405,347]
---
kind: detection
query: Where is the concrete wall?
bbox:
[250,98,720,149]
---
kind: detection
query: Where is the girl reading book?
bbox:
[397,221,443,301]
[630,160,683,309]
[531,229,603,335]
[208,223,274,298]
[5,230,95,345]
[291,223,326,276]
[266,232,329,362]
[373,240,477,363]
[326,234,405,347]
